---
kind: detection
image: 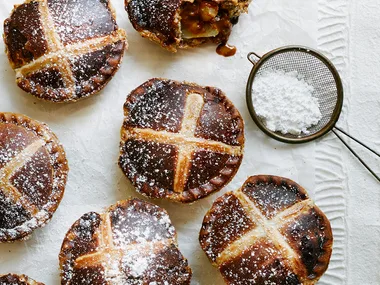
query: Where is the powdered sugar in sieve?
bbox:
[251,69,322,136]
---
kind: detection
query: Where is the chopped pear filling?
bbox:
[182,25,219,39]
[181,0,223,39]
[200,2,219,21]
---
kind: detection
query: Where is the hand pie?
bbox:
[119,78,244,203]
[125,0,251,56]
[59,199,192,284]
[0,113,68,242]
[3,0,127,102]
[200,175,333,284]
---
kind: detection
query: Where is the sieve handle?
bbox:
[247,52,262,65]
[332,127,380,182]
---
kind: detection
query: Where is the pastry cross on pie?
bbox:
[200,175,333,284]
[4,0,127,102]
[119,79,245,203]
[125,93,242,192]
[73,212,171,279]
[0,113,68,242]
[59,199,192,284]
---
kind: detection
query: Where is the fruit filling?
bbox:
[180,0,233,41]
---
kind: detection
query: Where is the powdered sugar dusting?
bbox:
[47,0,117,45]
[252,69,322,135]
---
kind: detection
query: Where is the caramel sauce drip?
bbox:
[216,43,237,57]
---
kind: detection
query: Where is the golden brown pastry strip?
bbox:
[216,226,266,265]
[271,199,314,225]
[122,128,242,156]
[38,0,76,96]
[15,31,126,77]
[173,94,204,193]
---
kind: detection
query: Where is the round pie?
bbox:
[4,0,127,103]
[199,175,333,284]
[0,274,43,285]
[59,198,192,284]
[125,0,251,56]
[0,113,68,242]
[119,78,245,203]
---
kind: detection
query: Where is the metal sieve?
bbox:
[246,46,379,182]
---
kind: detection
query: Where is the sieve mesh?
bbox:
[247,48,343,141]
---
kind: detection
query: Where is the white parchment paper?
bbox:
[0,0,351,284]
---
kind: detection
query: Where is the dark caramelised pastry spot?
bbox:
[124,79,188,133]
[220,241,301,285]
[60,213,103,284]
[10,147,53,209]
[185,150,232,191]
[0,123,38,168]
[3,1,48,68]
[47,0,117,45]
[0,192,31,230]
[25,68,66,90]
[70,41,125,97]
[127,0,182,46]
[0,274,43,285]
[110,199,175,246]
[280,208,333,279]
[119,139,178,196]
[242,179,308,219]
[69,265,107,285]
[200,193,256,262]
[60,212,102,261]
[195,89,244,146]
[143,244,193,284]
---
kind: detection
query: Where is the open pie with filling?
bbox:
[125,0,251,56]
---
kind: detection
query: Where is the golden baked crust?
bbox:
[119,78,245,203]
[125,0,250,53]
[0,113,68,242]
[59,198,192,284]
[0,274,44,285]
[199,175,333,285]
[3,0,127,103]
